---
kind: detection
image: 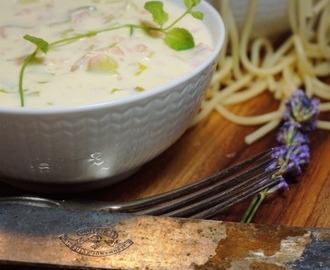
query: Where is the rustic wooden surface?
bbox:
[1,91,329,229]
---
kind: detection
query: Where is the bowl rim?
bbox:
[0,0,225,115]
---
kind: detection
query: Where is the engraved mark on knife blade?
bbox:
[59,227,133,257]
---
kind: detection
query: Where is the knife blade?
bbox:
[0,203,329,269]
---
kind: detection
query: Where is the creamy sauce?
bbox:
[0,0,213,108]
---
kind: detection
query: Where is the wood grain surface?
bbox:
[1,91,329,229]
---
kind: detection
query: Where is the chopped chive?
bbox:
[135,86,145,92]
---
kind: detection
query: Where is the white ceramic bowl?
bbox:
[206,0,290,38]
[0,0,225,192]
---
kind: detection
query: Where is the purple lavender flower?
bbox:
[272,144,310,177]
[241,89,320,223]
[287,144,310,175]
[276,121,309,146]
[283,89,320,132]
[276,176,289,190]
[272,90,316,178]
[266,176,289,195]
[272,145,288,163]
[271,145,297,175]
[269,99,312,193]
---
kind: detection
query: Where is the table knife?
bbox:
[0,203,329,269]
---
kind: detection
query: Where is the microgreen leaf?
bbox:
[144,1,169,27]
[184,0,201,9]
[135,62,148,75]
[164,27,195,50]
[189,10,204,20]
[23,34,49,54]
[135,86,145,92]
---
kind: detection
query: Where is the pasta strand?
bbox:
[193,0,330,143]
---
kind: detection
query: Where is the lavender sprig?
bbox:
[241,89,320,223]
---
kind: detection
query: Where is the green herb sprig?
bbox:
[18,0,204,107]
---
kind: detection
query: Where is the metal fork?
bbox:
[0,148,281,219]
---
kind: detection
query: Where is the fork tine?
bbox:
[98,148,276,213]
[190,175,281,219]
[134,164,279,217]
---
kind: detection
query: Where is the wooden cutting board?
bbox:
[1,91,330,228]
